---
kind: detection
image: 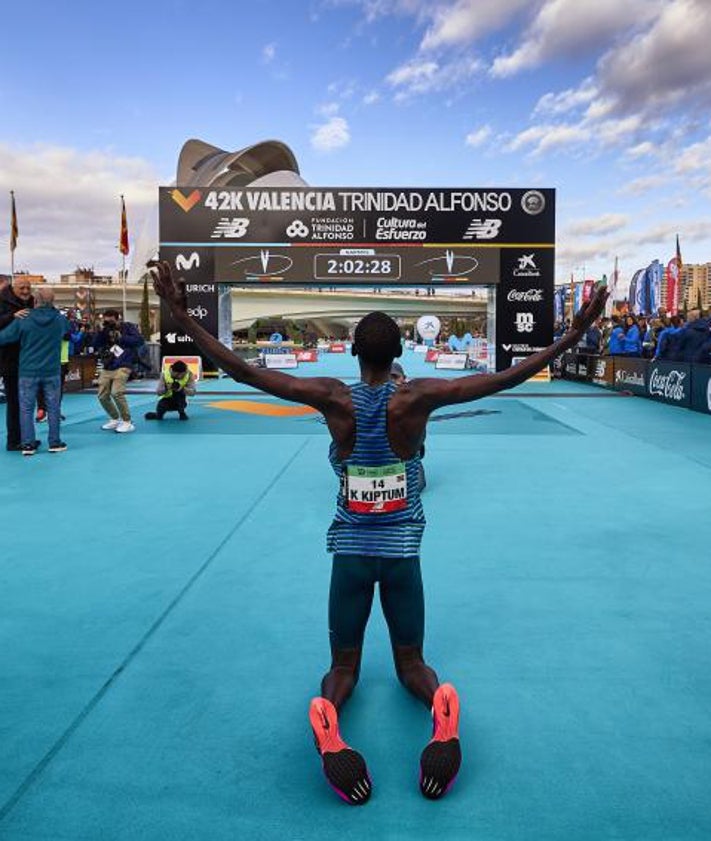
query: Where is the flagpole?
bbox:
[10,191,16,282]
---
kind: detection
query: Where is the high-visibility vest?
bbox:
[61,339,70,364]
[160,370,190,400]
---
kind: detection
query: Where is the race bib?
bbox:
[346,463,408,514]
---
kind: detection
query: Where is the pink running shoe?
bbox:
[309,697,372,805]
[419,683,462,800]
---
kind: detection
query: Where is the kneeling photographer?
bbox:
[145,359,196,421]
[94,308,144,434]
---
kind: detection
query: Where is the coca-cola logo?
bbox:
[649,369,686,401]
[507,288,543,302]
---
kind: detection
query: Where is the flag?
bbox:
[666,235,682,315]
[119,195,129,256]
[10,191,18,252]
[605,257,618,317]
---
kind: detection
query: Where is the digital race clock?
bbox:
[314,253,402,281]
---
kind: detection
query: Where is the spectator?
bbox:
[94,308,144,433]
[622,315,642,356]
[654,316,684,360]
[677,311,711,363]
[0,276,34,450]
[583,319,602,354]
[608,317,626,356]
[0,286,70,455]
[144,360,196,421]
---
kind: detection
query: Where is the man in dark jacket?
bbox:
[0,276,34,450]
[93,308,144,434]
[677,313,711,363]
[0,286,70,454]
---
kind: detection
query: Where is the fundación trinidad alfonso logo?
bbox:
[170,189,202,212]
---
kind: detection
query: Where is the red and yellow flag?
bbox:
[119,195,129,256]
[10,191,18,252]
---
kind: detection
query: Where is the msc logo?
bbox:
[286,219,310,238]
[463,219,502,240]
[170,189,202,213]
[175,252,200,271]
[514,312,535,333]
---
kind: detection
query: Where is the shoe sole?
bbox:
[49,448,67,453]
[308,698,372,805]
[419,683,461,800]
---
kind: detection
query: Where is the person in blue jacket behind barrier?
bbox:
[654,316,684,360]
[608,317,626,355]
[622,316,642,356]
[678,312,711,363]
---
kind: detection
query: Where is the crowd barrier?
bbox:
[558,353,711,416]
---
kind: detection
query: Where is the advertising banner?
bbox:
[263,353,298,369]
[612,357,648,396]
[425,348,440,363]
[496,248,555,370]
[160,187,554,287]
[158,246,218,371]
[690,364,711,415]
[646,360,691,407]
[329,343,346,353]
[295,349,318,362]
[590,355,614,387]
[435,353,467,370]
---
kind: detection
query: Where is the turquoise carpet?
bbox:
[2,351,711,840]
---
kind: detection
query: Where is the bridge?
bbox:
[49,284,487,330]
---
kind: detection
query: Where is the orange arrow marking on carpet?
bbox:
[207,400,318,417]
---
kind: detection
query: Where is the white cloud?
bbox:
[0,142,161,280]
[363,91,380,105]
[491,0,660,77]
[506,123,589,154]
[420,0,530,50]
[566,214,629,237]
[386,55,482,98]
[317,102,341,117]
[597,0,711,115]
[617,175,666,196]
[310,116,351,152]
[465,126,492,147]
[534,80,598,117]
[625,142,655,159]
[262,42,276,64]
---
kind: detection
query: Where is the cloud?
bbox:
[261,42,276,64]
[386,55,482,98]
[465,126,492,147]
[363,91,380,105]
[491,0,659,77]
[534,79,598,117]
[310,116,351,152]
[566,214,629,237]
[420,0,530,51]
[617,175,666,196]
[597,0,711,116]
[0,142,161,280]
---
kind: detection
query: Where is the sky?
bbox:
[2,0,710,288]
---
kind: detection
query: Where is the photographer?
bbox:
[144,359,196,421]
[94,308,144,433]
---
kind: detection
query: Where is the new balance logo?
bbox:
[211,218,250,239]
[463,219,502,240]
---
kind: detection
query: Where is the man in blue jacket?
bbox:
[93,308,144,433]
[0,286,70,455]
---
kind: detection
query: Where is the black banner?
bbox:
[612,357,648,396]
[496,248,555,370]
[159,246,218,372]
[646,360,691,407]
[159,187,554,288]
[690,364,711,415]
[589,355,614,387]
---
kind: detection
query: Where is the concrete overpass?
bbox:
[48,283,486,330]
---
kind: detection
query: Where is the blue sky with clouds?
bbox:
[2,0,710,285]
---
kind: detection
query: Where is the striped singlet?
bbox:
[327,380,425,558]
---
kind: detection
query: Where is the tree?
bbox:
[139,274,151,338]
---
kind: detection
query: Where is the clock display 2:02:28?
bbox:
[314,253,402,280]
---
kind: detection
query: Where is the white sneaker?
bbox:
[115,420,135,434]
[102,419,121,430]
